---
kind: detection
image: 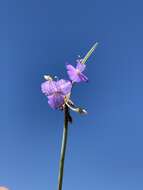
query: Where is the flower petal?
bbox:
[56,79,72,95]
[76,61,86,72]
[48,94,64,109]
[70,73,88,83]
[66,64,78,82]
[66,63,88,83]
[78,73,88,82]
[41,81,57,96]
[66,64,76,72]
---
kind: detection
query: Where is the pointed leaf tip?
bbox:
[82,42,99,64]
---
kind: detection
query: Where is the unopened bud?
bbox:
[44,75,53,81]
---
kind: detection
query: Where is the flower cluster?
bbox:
[41,43,98,112]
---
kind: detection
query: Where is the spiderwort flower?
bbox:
[66,42,98,83]
[41,42,98,190]
[41,76,72,109]
[66,59,88,83]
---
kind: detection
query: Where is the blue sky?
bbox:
[0,0,143,189]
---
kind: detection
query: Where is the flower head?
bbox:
[66,42,98,83]
[41,77,72,109]
[41,42,98,112]
[66,59,88,83]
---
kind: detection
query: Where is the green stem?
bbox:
[57,105,69,190]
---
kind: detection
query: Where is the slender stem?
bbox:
[57,105,69,190]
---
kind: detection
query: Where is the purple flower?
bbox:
[41,43,98,111]
[41,78,72,109]
[66,59,88,83]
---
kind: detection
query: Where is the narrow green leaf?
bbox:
[82,42,98,64]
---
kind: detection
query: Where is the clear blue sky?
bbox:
[0,0,143,189]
